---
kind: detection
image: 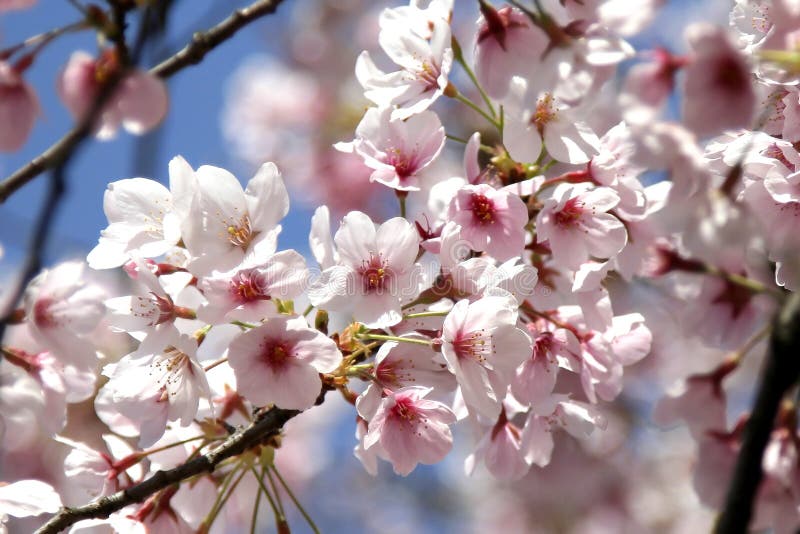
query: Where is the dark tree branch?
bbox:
[0,0,287,204]
[34,406,303,534]
[715,292,800,534]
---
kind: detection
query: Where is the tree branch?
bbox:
[0,0,287,204]
[34,405,304,534]
[714,292,800,534]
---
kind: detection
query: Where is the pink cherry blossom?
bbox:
[447,184,528,261]
[87,156,196,269]
[503,78,600,164]
[308,211,420,328]
[227,316,342,410]
[356,339,455,421]
[0,0,36,11]
[23,261,105,370]
[348,106,445,191]
[536,184,627,271]
[0,60,38,152]
[57,50,168,139]
[441,296,532,419]
[363,386,456,476]
[511,324,580,406]
[620,48,685,121]
[682,23,755,138]
[473,4,548,99]
[198,250,308,324]
[653,363,732,439]
[465,407,533,481]
[183,162,289,275]
[102,331,210,446]
[356,4,453,120]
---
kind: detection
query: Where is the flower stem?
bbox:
[201,464,247,532]
[402,310,449,319]
[358,333,433,346]
[249,470,263,534]
[250,466,284,526]
[446,133,469,144]
[453,39,497,119]
[232,320,258,330]
[204,356,228,372]
[452,90,501,131]
[271,464,321,534]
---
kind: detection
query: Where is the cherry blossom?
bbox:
[346,106,445,191]
[182,162,289,275]
[503,78,600,164]
[473,3,548,99]
[440,296,532,419]
[87,156,195,269]
[57,50,168,139]
[682,23,756,137]
[227,316,342,410]
[308,211,420,328]
[447,183,528,261]
[355,3,453,119]
[0,60,38,152]
[536,184,627,271]
[198,250,308,324]
[363,386,456,476]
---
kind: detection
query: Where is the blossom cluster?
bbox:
[3,0,800,532]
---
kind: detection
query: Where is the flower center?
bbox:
[554,197,585,228]
[471,193,496,224]
[33,297,57,329]
[533,331,555,361]
[762,143,795,171]
[531,93,557,132]
[359,253,390,292]
[261,341,292,371]
[391,396,419,422]
[713,56,748,94]
[226,215,256,250]
[453,330,492,365]
[152,346,191,394]
[230,269,269,303]
[388,148,413,179]
[417,60,441,91]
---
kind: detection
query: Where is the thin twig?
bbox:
[714,292,800,534]
[34,405,305,534]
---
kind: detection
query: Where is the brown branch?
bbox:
[0,0,287,204]
[714,292,800,534]
[34,405,303,534]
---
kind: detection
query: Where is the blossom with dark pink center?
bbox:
[198,250,307,324]
[473,3,548,99]
[227,316,342,410]
[682,23,755,137]
[355,4,453,120]
[536,184,627,270]
[308,211,420,328]
[346,107,445,191]
[447,184,528,261]
[441,297,532,419]
[363,386,456,476]
[356,339,456,421]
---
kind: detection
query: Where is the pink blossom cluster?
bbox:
[5,0,800,532]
